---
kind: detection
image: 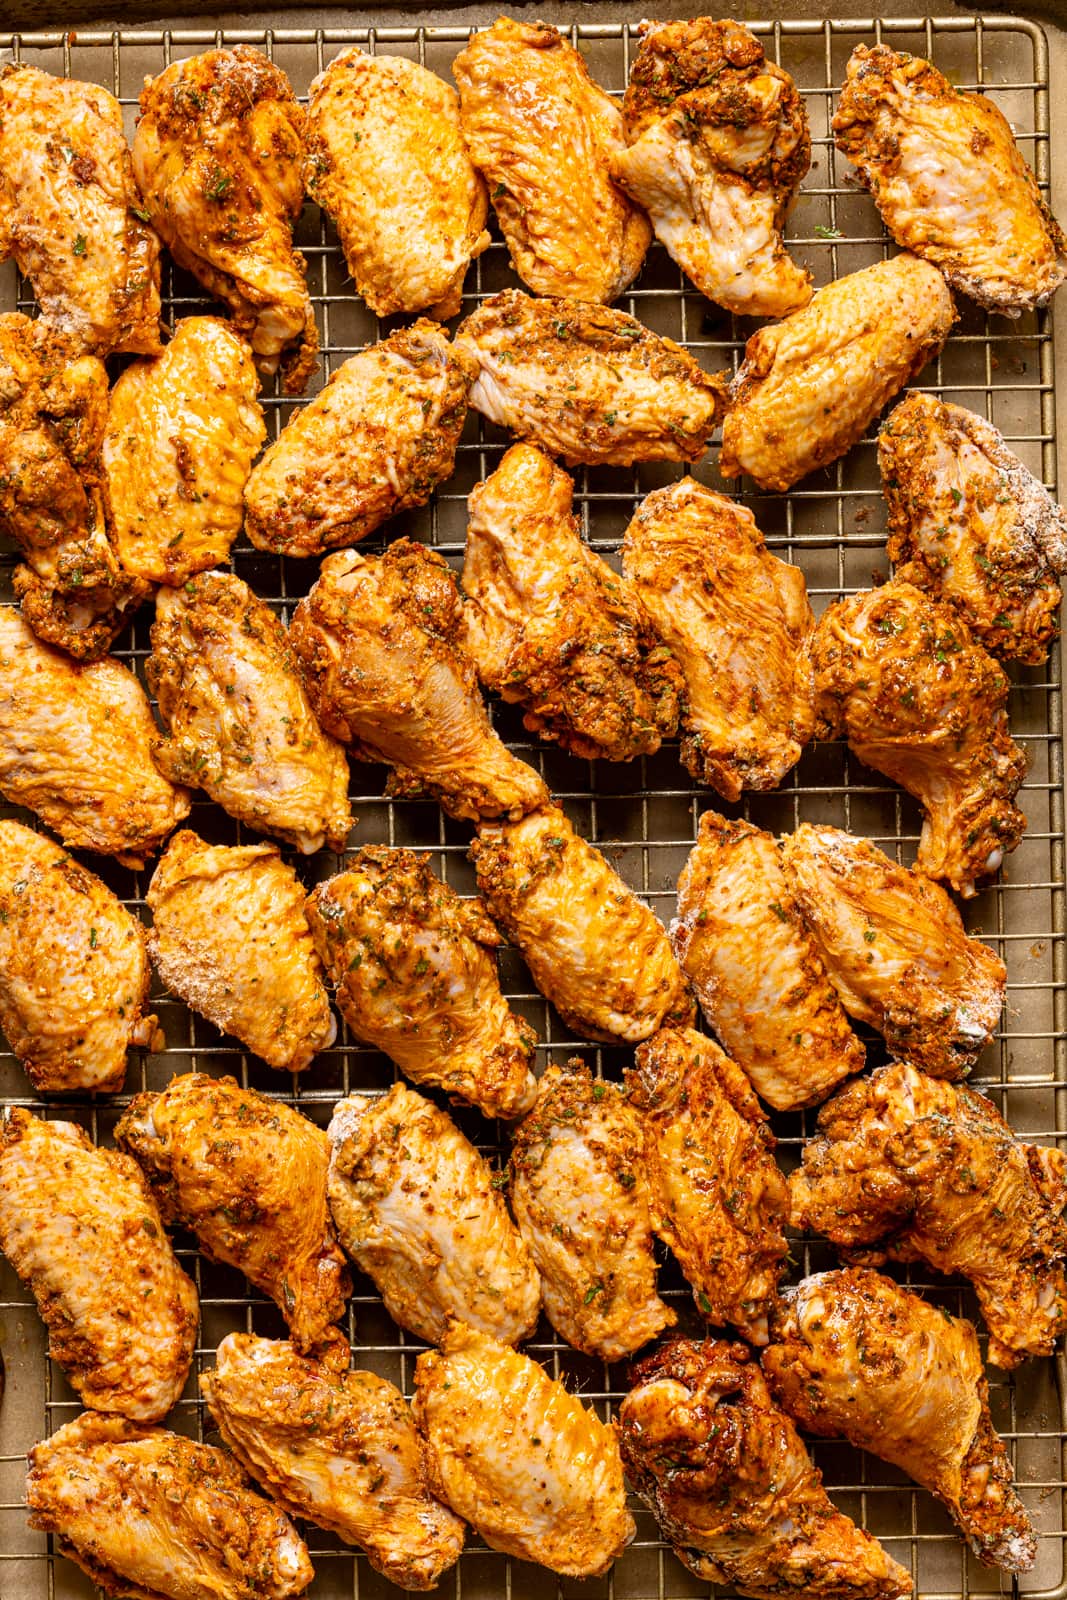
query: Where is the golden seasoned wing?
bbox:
[764,1267,1036,1573]
[0,63,161,356]
[414,1321,635,1576]
[720,255,954,492]
[619,1338,912,1600]
[0,1108,197,1422]
[622,478,815,798]
[782,822,1005,1078]
[326,1084,540,1346]
[453,17,650,304]
[811,578,1027,896]
[0,820,159,1093]
[103,317,265,586]
[116,1072,350,1353]
[789,1059,1067,1369]
[628,1027,788,1344]
[509,1059,675,1361]
[880,390,1067,665]
[132,47,317,393]
[306,48,488,320]
[290,540,548,822]
[0,607,190,866]
[202,1333,466,1591]
[244,320,472,557]
[672,812,863,1112]
[305,849,537,1120]
[147,572,352,854]
[470,804,694,1043]
[615,19,812,318]
[455,289,727,466]
[146,831,335,1074]
[834,45,1067,314]
[463,444,682,762]
[27,1413,312,1600]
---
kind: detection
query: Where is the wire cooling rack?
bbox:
[0,13,1063,1600]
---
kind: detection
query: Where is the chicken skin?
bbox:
[244,321,473,558]
[880,390,1067,665]
[0,820,160,1093]
[414,1321,635,1577]
[133,47,317,393]
[116,1072,350,1353]
[764,1268,1036,1573]
[463,444,682,762]
[0,64,161,357]
[0,1108,197,1422]
[147,572,352,855]
[619,1338,912,1600]
[672,812,863,1112]
[782,823,1005,1078]
[622,479,815,799]
[453,17,650,305]
[27,1412,312,1600]
[720,254,954,492]
[834,45,1067,315]
[290,540,548,822]
[470,804,694,1043]
[615,19,812,318]
[455,289,727,466]
[306,48,488,320]
[789,1059,1067,1369]
[326,1085,540,1347]
[202,1333,466,1591]
[306,849,537,1120]
[103,317,265,587]
[509,1059,675,1361]
[0,607,190,865]
[629,1027,789,1344]
[811,579,1027,896]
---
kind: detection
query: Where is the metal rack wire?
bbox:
[0,13,1063,1600]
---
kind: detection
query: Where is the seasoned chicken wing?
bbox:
[509,1059,675,1361]
[326,1084,540,1347]
[811,579,1027,896]
[116,1072,350,1353]
[27,1412,312,1600]
[0,63,161,356]
[834,45,1067,314]
[789,1059,1067,1369]
[414,1321,635,1576]
[764,1267,1036,1573]
[306,48,488,320]
[720,254,954,492]
[619,1338,912,1600]
[672,812,863,1112]
[133,47,317,392]
[622,478,815,798]
[783,823,1005,1078]
[455,289,726,466]
[470,804,694,1043]
[0,607,190,865]
[615,19,812,318]
[202,1333,466,1591]
[453,17,650,304]
[290,540,548,822]
[306,849,537,1120]
[0,1108,197,1422]
[103,317,265,586]
[880,390,1067,665]
[147,572,352,854]
[146,831,335,1074]
[463,444,682,762]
